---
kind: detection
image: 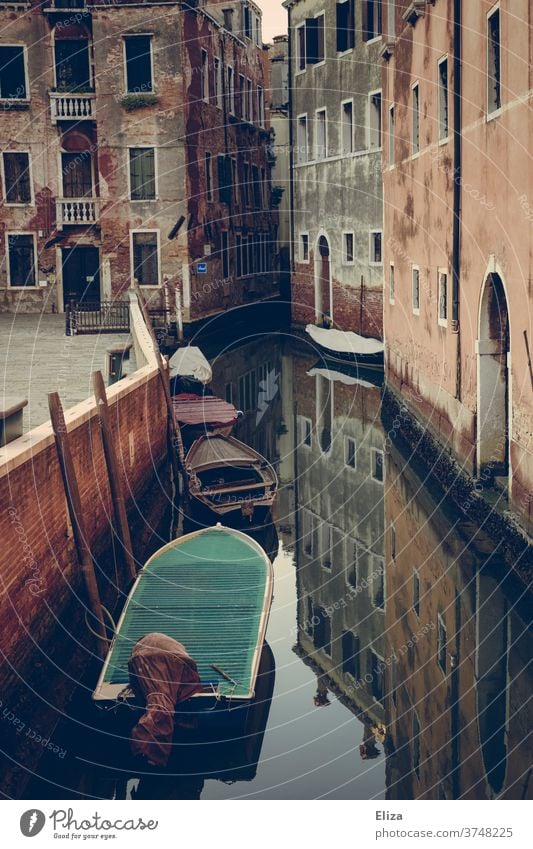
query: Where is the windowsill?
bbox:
[345,464,357,472]
[438,135,449,146]
[337,48,354,58]
[413,307,420,316]
[4,202,35,208]
[295,69,306,77]
[486,106,503,123]
[299,259,310,265]
[438,319,448,328]
[369,145,383,153]
[389,298,395,305]
[342,261,355,268]
[365,35,383,46]
[312,60,326,69]
[0,99,30,109]
[411,150,421,160]
[6,286,39,291]
[130,199,158,203]
[369,261,383,268]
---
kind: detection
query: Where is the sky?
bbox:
[256,0,288,40]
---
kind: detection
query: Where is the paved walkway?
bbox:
[0,315,136,433]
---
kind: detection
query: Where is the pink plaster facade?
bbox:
[383,0,533,533]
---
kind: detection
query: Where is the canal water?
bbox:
[22,330,532,801]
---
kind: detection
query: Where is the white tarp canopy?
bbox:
[305,324,384,355]
[169,346,212,384]
[307,367,376,389]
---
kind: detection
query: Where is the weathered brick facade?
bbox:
[284,0,384,339]
[0,0,279,325]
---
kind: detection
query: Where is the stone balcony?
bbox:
[56,198,100,229]
[49,91,96,124]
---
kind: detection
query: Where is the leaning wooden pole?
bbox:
[133,280,187,474]
[93,371,137,585]
[48,392,108,659]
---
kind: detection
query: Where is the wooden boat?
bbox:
[172,393,241,441]
[93,526,274,728]
[306,324,385,369]
[185,434,278,522]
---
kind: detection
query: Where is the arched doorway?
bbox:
[314,234,332,324]
[477,272,510,479]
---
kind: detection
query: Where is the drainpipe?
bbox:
[287,3,296,293]
[452,0,462,400]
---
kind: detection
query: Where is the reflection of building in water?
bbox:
[292,349,386,728]
[210,337,283,467]
[385,445,533,800]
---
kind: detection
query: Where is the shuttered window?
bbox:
[132,231,159,286]
[8,234,36,287]
[129,147,156,200]
[3,152,31,203]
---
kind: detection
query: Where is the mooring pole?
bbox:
[133,280,187,476]
[48,392,108,659]
[93,371,137,585]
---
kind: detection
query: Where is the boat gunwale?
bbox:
[92,525,274,705]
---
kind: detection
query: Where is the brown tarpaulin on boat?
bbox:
[128,633,203,768]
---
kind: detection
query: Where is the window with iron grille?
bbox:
[3,152,31,203]
[61,152,92,198]
[7,234,35,287]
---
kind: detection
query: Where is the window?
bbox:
[372,557,385,609]
[369,91,382,148]
[7,234,35,287]
[390,523,396,561]
[300,233,309,263]
[343,232,354,265]
[2,152,31,204]
[342,100,354,154]
[225,382,233,404]
[0,46,27,100]
[345,436,356,469]
[238,73,245,116]
[205,152,213,201]
[438,57,449,140]
[315,108,327,159]
[124,35,153,93]
[372,448,384,482]
[297,114,308,163]
[389,104,395,164]
[412,82,420,154]
[55,39,90,92]
[370,231,382,264]
[238,370,256,411]
[412,266,420,313]
[218,154,231,204]
[369,650,385,702]
[243,4,252,39]
[321,523,333,570]
[257,85,265,127]
[438,270,448,325]
[306,13,325,65]
[132,231,159,286]
[296,23,306,71]
[302,509,315,556]
[300,415,312,447]
[214,56,222,109]
[221,231,229,278]
[227,65,235,114]
[337,0,355,52]
[314,607,331,656]
[389,263,395,303]
[413,570,420,616]
[342,631,360,679]
[241,159,251,207]
[252,165,262,209]
[246,78,253,123]
[129,148,156,200]
[438,613,447,673]
[346,539,358,588]
[488,7,501,114]
[413,711,421,778]
[363,0,383,42]
[61,151,92,197]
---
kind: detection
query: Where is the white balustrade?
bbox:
[49,92,96,124]
[56,198,100,229]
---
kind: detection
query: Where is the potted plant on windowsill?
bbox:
[120,93,159,111]
[270,186,285,208]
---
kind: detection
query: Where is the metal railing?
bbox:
[66,300,130,336]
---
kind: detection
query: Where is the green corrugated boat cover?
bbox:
[102,528,270,699]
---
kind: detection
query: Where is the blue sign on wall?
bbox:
[197,263,208,274]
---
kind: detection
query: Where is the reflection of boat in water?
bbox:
[114,643,276,799]
[186,434,278,523]
[305,324,384,369]
[93,526,274,740]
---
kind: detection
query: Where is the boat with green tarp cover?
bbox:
[93,525,273,724]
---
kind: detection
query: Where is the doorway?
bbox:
[477,272,510,478]
[62,246,100,309]
[314,234,331,324]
